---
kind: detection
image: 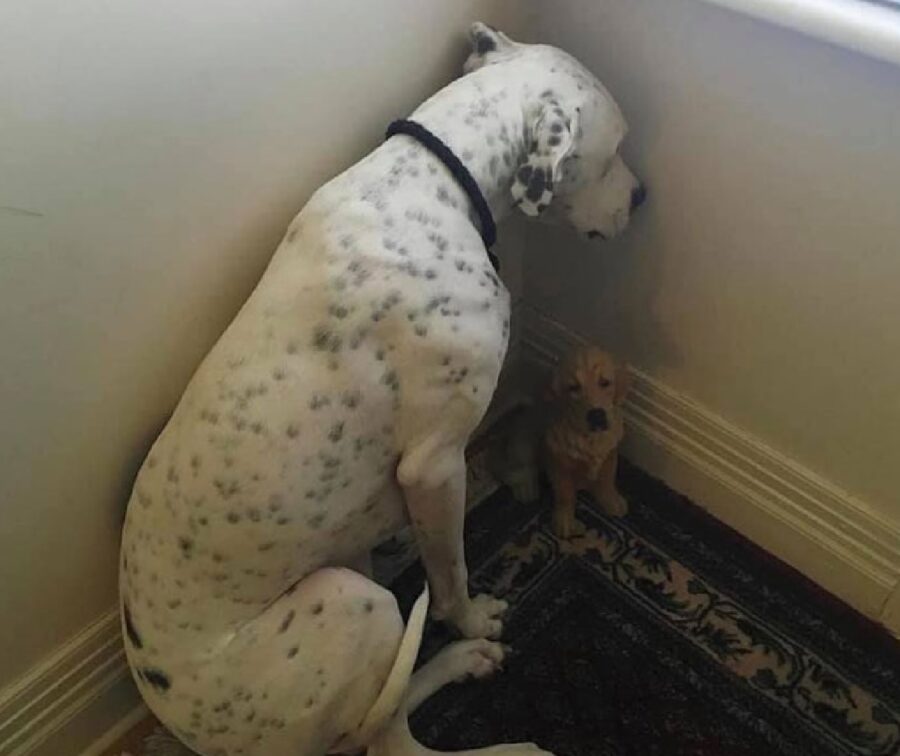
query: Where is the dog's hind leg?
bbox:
[141,568,428,756]
[364,614,553,755]
[590,450,628,517]
[406,638,505,712]
[368,686,553,756]
[368,715,553,756]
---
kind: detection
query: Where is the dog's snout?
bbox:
[586,408,609,431]
[630,183,647,212]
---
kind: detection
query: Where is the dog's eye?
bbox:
[567,383,581,395]
[598,378,611,389]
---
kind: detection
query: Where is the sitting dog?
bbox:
[545,347,631,538]
[120,22,644,756]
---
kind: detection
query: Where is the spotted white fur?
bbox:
[120,22,642,756]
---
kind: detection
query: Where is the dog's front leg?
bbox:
[400,449,507,639]
[591,449,629,517]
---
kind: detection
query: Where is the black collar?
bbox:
[386,119,499,270]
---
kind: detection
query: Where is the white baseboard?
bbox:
[520,304,900,631]
[80,704,147,756]
[0,608,140,756]
[882,585,900,637]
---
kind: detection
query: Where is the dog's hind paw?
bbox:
[599,491,629,517]
[474,744,554,755]
[430,638,506,683]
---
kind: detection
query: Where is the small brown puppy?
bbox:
[545,346,631,538]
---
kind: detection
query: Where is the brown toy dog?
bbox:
[545,346,631,538]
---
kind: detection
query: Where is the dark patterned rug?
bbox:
[391,461,900,756]
[106,459,900,756]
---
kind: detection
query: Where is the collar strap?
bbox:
[385,119,498,253]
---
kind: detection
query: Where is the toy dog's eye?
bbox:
[598,377,611,388]
[567,383,581,395]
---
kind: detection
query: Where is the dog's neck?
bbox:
[411,67,539,226]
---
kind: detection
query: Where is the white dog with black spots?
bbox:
[120,22,644,756]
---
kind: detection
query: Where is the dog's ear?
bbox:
[464,22,515,71]
[543,360,566,402]
[511,101,579,217]
[614,362,632,405]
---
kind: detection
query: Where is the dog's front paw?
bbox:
[600,491,629,517]
[552,511,586,540]
[447,594,508,639]
[506,469,541,504]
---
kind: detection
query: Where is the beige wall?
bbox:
[0,0,531,687]
[525,0,900,522]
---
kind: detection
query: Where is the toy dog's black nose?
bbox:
[586,408,609,432]
[630,183,647,212]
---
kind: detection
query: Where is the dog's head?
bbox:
[465,23,646,241]
[548,346,631,433]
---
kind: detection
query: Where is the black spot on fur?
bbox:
[328,422,344,443]
[123,602,143,649]
[312,326,341,353]
[142,668,171,692]
[309,394,330,410]
[382,370,400,392]
[525,169,548,202]
[311,601,324,615]
[474,30,496,54]
[279,610,295,634]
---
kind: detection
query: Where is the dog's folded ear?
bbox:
[464,22,515,71]
[511,101,579,217]
[544,354,573,402]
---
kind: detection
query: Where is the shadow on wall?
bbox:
[523,203,681,374]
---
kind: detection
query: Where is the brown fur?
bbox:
[544,346,631,538]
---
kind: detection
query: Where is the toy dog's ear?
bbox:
[464,22,516,72]
[614,363,632,405]
[543,361,565,402]
[511,101,579,217]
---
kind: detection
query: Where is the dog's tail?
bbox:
[328,584,429,753]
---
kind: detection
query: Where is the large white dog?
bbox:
[120,22,644,756]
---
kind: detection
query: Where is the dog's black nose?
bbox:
[630,183,647,212]
[586,408,609,431]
